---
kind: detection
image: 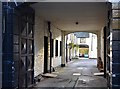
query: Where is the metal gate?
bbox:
[2,3,35,88]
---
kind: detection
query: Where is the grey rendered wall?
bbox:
[0,1,2,89]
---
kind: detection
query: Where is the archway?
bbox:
[65,32,98,61]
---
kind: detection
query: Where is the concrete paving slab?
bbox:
[33,59,107,88]
[41,73,57,78]
[94,72,104,76]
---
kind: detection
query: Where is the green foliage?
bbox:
[68,43,74,49]
[68,43,79,49]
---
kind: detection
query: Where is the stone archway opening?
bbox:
[65,32,98,61]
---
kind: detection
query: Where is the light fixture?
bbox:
[76,22,79,25]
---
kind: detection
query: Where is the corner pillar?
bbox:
[61,31,66,67]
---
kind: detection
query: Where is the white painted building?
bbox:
[67,32,97,59]
[66,33,79,60]
[77,33,97,58]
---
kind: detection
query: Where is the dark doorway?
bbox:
[44,36,48,73]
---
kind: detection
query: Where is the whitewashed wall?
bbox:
[89,33,97,58]
[34,13,62,77]
[51,25,61,67]
[34,15,45,77]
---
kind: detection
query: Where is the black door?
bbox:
[13,6,35,88]
[44,36,48,73]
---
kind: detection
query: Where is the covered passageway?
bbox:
[1,1,120,88]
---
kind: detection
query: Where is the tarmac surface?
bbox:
[33,59,107,89]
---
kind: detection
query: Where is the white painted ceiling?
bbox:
[31,2,108,32]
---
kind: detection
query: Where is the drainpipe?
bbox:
[48,21,52,73]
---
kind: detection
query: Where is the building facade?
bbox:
[67,32,97,59]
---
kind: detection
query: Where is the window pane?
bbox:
[80,38,86,43]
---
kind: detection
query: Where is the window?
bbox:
[55,40,58,56]
[80,38,86,43]
[60,41,62,56]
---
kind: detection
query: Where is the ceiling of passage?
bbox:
[31,2,108,32]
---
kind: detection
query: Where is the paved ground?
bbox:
[33,59,107,89]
